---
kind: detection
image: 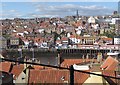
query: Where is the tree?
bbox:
[52,32,60,43]
[101,31,117,38]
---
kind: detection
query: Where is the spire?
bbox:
[76,10,79,20]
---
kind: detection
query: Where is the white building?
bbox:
[88,16,96,24]
[110,18,120,24]
[114,36,120,45]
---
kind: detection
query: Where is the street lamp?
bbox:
[30,48,35,62]
[57,49,61,67]
[18,48,22,58]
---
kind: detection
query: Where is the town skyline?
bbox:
[0,1,120,84]
[1,2,118,19]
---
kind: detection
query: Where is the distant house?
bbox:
[61,37,69,45]
[10,37,19,45]
[0,36,7,49]
[114,36,120,45]
[8,37,24,48]
[101,38,113,45]
[115,20,120,35]
[81,36,96,45]
[40,42,48,48]
[55,40,62,49]
[25,33,37,38]
[22,40,29,49]
[56,40,61,45]
[110,17,119,24]
[0,61,25,84]
[69,35,76,44]
[61,37,69,48]
[69,35,81,44]
[76,36,81,44]
[88,16,97,24]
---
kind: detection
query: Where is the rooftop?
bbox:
[0,61,12,72]
[28,69,89,84]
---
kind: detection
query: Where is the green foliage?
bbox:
[3,34,10,39]
[52,32,60,42]
[101,31,117,38]
[110,24,115,28]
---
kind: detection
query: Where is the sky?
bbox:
[1,0,120,2]
[0,1,119,19]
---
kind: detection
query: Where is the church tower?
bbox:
[76,10,79,20]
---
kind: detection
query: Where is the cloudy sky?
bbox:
[0,2,119,19]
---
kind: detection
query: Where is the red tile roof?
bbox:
[29,69,69,84]
[102,70,116,84]
[61,37,68,41]
[58,24,65,28]
[100,56,118,70]
[73,22,81,27]
[101,56,118,84]
[70,35,76,38]
[0,61,12,72]
[33,65,44,70]
[56,40,61,44]
[74,71,90,84]
[61,59,89,68]
[28,69,89,84]
[76,36,81,39]
[11,64,24,79]
[34,38,41,42]
[102,38,113,41]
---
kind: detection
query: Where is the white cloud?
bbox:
[35,9,40,12]
[0,9,23,19]
[33,4,114,17]
[26,13,59,18]
[9,10,17,12]
[0,3,116,19]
